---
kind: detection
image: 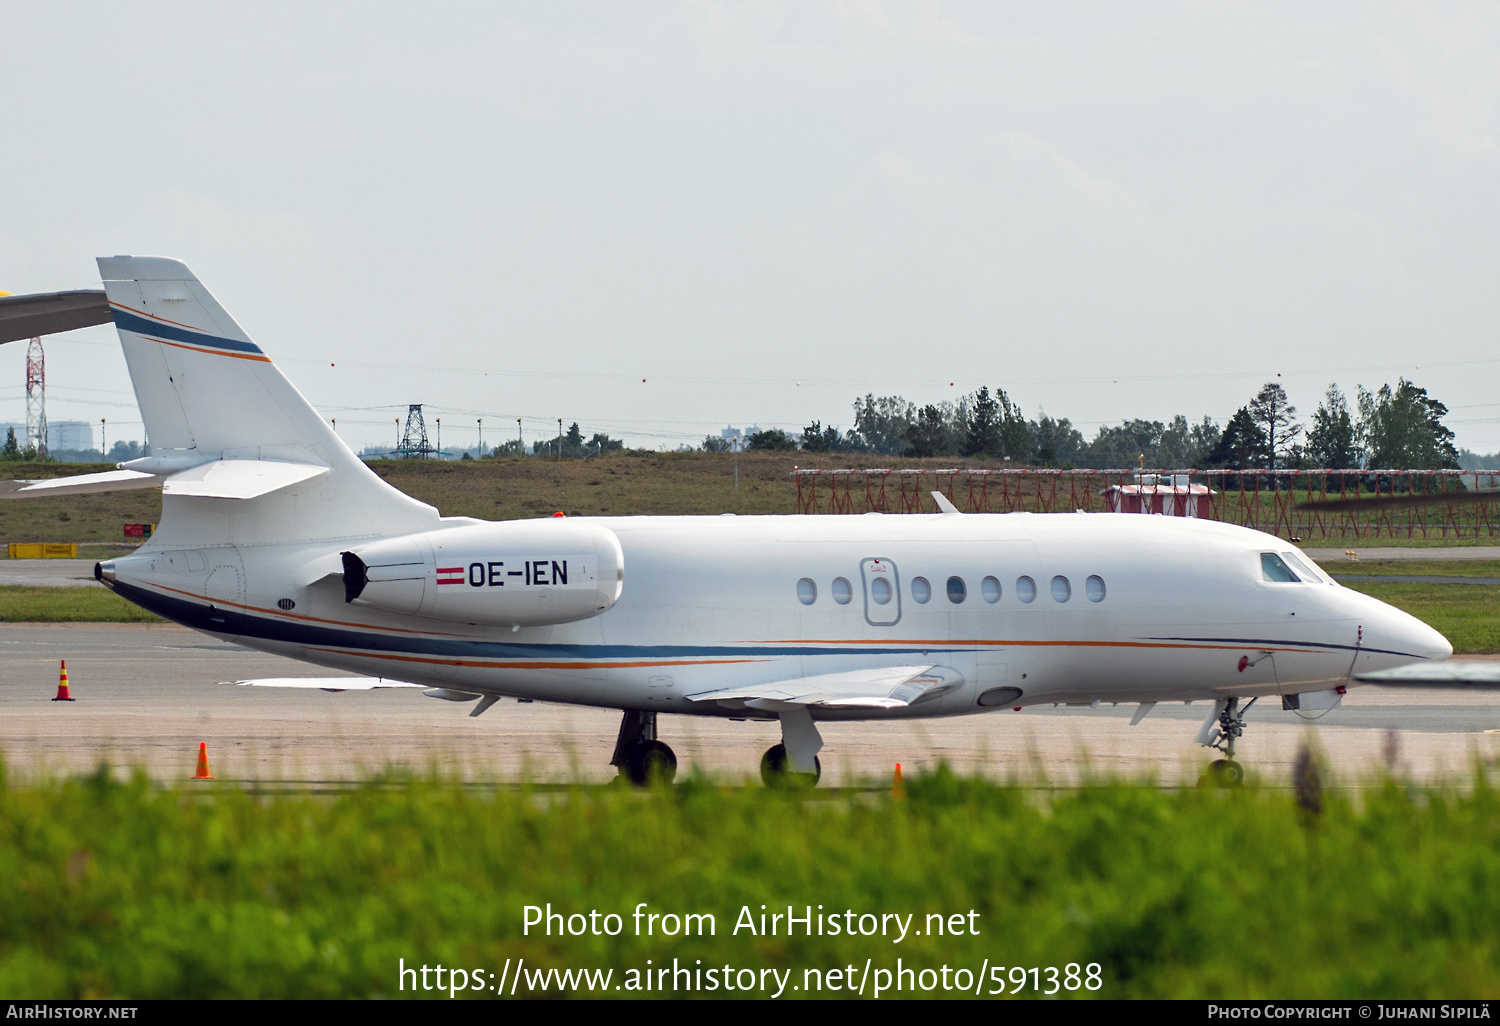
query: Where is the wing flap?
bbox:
[687,664,964,710]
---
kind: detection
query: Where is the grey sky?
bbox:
[3,1,1498,455]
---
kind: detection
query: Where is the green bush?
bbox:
[2,763,1497,999]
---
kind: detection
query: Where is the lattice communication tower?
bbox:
[395,403,436,458]
[25,338,46,458]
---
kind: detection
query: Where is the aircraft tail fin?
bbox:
[97,256,439,543]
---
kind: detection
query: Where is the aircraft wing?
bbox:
[1355,662,1500,689]
[161,459,328,500]
[0,289,112,345]
[687,665,964,710]
[1,469,161,498]
[224,677,425,692]
[2,459,328,500]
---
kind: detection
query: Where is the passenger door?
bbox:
[860,557,901,627]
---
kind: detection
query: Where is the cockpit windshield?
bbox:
[1261,552,1300,582]
[1280,550,1328,584]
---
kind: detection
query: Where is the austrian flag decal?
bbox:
[436,566,465,586]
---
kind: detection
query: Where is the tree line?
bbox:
[715,378,1468,471]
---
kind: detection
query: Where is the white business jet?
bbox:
[0,257,1459,786]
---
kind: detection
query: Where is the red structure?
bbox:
[791,468,1499,541]
[1102,474,1214,517]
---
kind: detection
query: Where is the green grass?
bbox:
[1,765,1497,999]
[0,586,165,623]
[1317,560,1500,577]
[6,454,1500,540]
[1338,581,1500,654]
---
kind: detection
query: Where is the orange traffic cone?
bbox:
[892,762,905,799]
[51,659,75,701]
[193,742,216,780]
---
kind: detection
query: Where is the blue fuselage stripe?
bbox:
[112,581,1429,664]
[113,581,933,659]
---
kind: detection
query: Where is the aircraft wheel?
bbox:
[1207,759,1244,788]
[624,740,677,785]
[759,743,822,788]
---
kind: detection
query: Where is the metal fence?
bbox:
[790,468,1500,541]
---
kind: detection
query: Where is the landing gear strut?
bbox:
[1197,696,1257,788]
[611,710,677,785]
[759,708,824,788]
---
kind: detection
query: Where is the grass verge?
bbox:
[1316,560,1500,578]
[0,586,165,623]
[1338,581,1500,654]
[1,764,1497,998]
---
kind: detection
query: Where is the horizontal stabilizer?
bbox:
[1355,661,1500,689]
[224,677,423,692]
[162,460,328,500]
[0,289,112,344]
[1,469,160,498]
[688,664,964,710]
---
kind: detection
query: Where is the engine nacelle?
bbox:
[342,519,623,627]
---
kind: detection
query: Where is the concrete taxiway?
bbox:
[2,623,1496,786]
[0,558,103,588]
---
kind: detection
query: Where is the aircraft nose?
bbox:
[1375,606,1452,663]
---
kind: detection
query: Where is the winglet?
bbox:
[931,491,961,515]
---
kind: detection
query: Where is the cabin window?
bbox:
[911,577,932,604]
[1016,576,1037,603]
[832,577,853,604]
[871,577,893,605]
[1086,575,1106,602]
[1051,576,1071,602]
[947,576,967,603]
[982,576,1001,603]
[1261,553,1300,583]
[797,578,817,604]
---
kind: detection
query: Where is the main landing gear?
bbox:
[611,710,677,785]
[759,707,824,788]
[611,708,827,788]
[1197,696,1257,788]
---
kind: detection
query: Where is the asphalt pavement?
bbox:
[2,623,1495,787]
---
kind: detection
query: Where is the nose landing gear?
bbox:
[1197,696,1257,788]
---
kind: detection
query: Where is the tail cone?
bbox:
[892,762,905,799]
[194,742,216,780]
[52,659,75,702]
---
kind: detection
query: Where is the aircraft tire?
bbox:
[1207,759,1244,788]
[759,743,822,788]
[625,739,677,786]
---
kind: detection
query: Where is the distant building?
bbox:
[0,420,94,452]
[50,421,94,451]
[719,426,744,441]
